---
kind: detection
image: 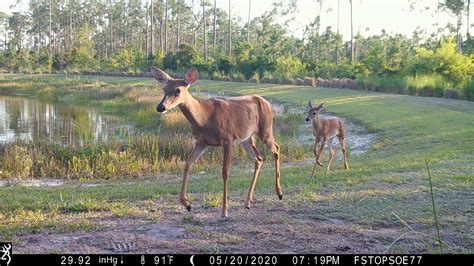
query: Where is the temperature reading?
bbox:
[154,255,174,265]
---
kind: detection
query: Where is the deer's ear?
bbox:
[185,67,198,85]
[308,101,313,109]
[317,103,325,110]
[151,67,172,84]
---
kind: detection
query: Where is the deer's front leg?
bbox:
[181,143,207,211]
[311,140,326,177]
[311,140,323,177]
[222,141,233,218]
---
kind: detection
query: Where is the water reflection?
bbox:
[0,96,135,145]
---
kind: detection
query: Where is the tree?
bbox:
[0,12,8,50]
[228,0,231,56]
[8,12,29,51]
[335,0,340,64]
[203,0,207,60]
[151,0,154,54]
[440,0,466,52]
[350,0,354,62]
[213,0,217,55]
[247,0,251,43]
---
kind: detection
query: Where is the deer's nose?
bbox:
[305,117,310,122]
[156,104,166,113]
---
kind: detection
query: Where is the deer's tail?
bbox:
[338,119,346,140]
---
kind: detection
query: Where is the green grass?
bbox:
[0,74,472,253]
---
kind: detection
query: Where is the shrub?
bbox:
[411,39,474,87]
[422,86,434,97]
[274,55,306,80]
[433,87,444,98]
[443,89,460,99]
[217,56,235,75]
[163,43,198,70]
[464,80,474,101]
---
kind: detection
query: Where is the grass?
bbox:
[0,73,472,253]
[426,158,443,253]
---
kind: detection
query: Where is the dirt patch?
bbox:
[13,199,418,254]
[0,179,65,187]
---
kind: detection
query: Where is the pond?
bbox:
[0,95,136,145]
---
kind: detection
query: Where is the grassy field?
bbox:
[0,74,473,253]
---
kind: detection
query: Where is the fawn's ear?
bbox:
[307,101,313,109]
[316,103,325,110]
[185,67,198,85]
[151,67,173,84]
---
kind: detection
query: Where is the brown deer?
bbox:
[305,102,349,176]
[152,66,282,217]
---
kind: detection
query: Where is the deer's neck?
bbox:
[313,115,322,131]
[179,94,206,128]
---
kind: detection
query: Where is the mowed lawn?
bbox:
[0,74,473,253]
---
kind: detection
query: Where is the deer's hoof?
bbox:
[278,194,283,200]
[186,205,191,212]
[245,200,251,209]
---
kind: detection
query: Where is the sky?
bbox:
[0,0,466,41]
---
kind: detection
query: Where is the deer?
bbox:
[151,66,282,218]
[305,102,349,176]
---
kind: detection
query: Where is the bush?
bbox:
[433,87,444,98]
[217,56,235,75]
[411,39,474,87]
[274,55,306,80]
[53,52,73,70]
[163,43,198,70]
[422,86,434,97]
[443,89,460,99]
[464,80,474,101]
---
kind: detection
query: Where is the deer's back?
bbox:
[314,117,345,141]
[195,95,273,146]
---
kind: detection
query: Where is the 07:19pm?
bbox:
[292,255,340,265]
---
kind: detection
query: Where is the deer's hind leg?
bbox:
[261,134,282,200]
[221,141,233,218]
[241,137,263,209]
[337,134,349,170]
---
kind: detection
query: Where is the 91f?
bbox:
[292,256,340,265]
[154,255,174,265]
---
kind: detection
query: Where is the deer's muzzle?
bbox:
[156,103,166,113]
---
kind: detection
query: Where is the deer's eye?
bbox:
[174,89,181,96]
[313,112,316,115]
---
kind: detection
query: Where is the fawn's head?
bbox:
[305,101,325,122]
[152,67,198,113]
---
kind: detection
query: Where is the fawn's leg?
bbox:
[338,135,349,170]
[325,139,335,174]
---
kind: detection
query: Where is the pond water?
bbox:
[0,95,136,145]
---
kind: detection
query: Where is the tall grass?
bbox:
[406,75,452,97]
[425,158,443,253]
[0,76,310,179]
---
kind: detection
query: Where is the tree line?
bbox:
[1,0,474,100]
